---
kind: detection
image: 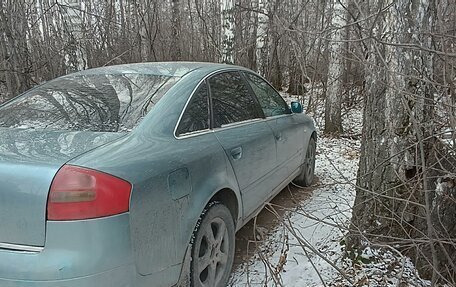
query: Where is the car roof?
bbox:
[69,62,249,78]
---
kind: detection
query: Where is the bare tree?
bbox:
[170,0,182,61]
[350,0,456,283]
[324,0,346,135]
[0,0,33,98]
[221,0,234,63]
[1,0,456,284]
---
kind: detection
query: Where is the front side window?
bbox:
[176,82,210,136]
[209,72,262,127]
[0,74,179,132]
[244,72,291,117]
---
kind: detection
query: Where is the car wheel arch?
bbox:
[175,187,241,286]
[311,131,317,141]
[207,188,240,227]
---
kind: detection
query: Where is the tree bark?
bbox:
[170,0,182,61]
[350,0,456,282]
[0,0,32,99]
[255,0,268,74]
[221,0,235,63]
[324,0,346,135]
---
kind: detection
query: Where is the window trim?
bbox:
[239,71,266,119]
[173,69,280,140]
[217,118,264,130]
[262,113,294,120]
[207,70,264,129]
[0,242,44,253]
[174,68,238,139]
[242,71,292,117]
[175,79,211,137]
[175,128,213,139]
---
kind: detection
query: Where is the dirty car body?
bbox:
[0,62,316,287]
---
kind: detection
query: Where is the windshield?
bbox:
[0,73,179,132]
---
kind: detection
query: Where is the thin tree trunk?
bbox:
[0,0,32,98]
[350,0,453,282]
[324,0,346,135]
[221,0,234,63]
[170,0,182,60]
[255,0,268,74]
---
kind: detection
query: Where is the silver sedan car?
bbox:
[0,62,316,287]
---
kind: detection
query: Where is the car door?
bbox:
[243,72,305,185]
[209,71,278,218]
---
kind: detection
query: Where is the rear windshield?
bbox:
[0,74,179,132]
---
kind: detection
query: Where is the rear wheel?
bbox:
[294,137,316,187]
[191,203,235,287]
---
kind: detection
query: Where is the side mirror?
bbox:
[291,101,303,113]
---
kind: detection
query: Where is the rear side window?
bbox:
[244,72,291,117]
[209,72,262,127]
[0,74,178,132]
[176,82,210,135]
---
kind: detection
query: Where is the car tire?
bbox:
[294,137,316,187]
[190,203,235,287]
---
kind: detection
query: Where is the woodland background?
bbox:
[1,0,455,285]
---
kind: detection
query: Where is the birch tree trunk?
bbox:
[59,0,83,72]
[350,0,455,282]
[324,0,345,135]
[221,0,234,63]
[256,0,268,74]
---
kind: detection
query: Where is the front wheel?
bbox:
[191,203,235,287]
[294,137,316,187]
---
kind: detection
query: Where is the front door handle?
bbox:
[230,147,243,160]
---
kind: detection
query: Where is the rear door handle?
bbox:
[230,147,243,160]
[275,133,282,141]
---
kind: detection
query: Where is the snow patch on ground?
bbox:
[332,248,431,287]
[230,136,360,286]
[229,94,431,286]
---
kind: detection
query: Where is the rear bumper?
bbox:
[0,264,135,287]
[0,214,135,285]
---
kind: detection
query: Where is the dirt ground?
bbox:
[233,177,320,269]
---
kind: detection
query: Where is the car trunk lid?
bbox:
[0,128,125,248]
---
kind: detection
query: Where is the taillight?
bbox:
[47,165,132,221]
